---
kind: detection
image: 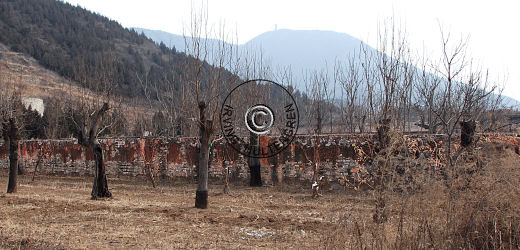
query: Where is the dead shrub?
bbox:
[325,136,520,249]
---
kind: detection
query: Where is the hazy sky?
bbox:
[64,0,519,102]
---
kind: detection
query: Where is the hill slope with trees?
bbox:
[0,0,229,99]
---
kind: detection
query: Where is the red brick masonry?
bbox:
[1,134,517,185]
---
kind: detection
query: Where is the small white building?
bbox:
[22,97,44,116]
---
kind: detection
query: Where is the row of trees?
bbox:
[1,10,508,210]
[301,21,503,136]
[298,21,505,200]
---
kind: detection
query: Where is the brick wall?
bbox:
[0,134,490,185]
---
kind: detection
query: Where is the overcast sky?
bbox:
[64,0,519,102]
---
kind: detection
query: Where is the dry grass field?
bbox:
[0,176,372,249]
[1,140,519,249]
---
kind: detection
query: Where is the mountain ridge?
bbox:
[134,27,520,108]
[133,27,371,72]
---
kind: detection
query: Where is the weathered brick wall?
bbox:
[2,134,511,185]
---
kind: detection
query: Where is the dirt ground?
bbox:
[0,176,372,249]
[1,139,519,249]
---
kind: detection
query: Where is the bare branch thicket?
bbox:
[273,65,296,111]
[397,48,415,133]
[352,19,415,134]
[335,55,362,133]
[415,55,443,133]
[374,19,410,129]
[302,71,313,133]
[322,62,336,134]
[359,42,377,132]
[303,69,329,134]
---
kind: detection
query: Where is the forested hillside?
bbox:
[0,0,225,99]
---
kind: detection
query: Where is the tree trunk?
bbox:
[91,143,111,199]
[358,114,366,133]
[145,164,157,188]
[376,119,391,149]
[195,119,212,209]
[460,120,476,147]
[7,133,18,193]
[316,105,322,134]
[248,132,262,187]
[249,158,262,186]
[311,163,320,198]
[31,149,43,182]
[223,159,230,194]
[5,118,19,193]
[311,133,321,198]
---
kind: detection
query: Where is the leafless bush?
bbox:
[322,136,519,249]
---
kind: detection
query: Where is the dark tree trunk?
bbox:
[248,132,262,187]
[4,118,19,193]
[7,139,18,193]
[76,103,111,199]
[460,120,476,147]
[91,143,111,199]
[195,119,211,208]
[7,140,18,193]
[249,159,262,186]
[195,102,212,209]
[316,105,322,134]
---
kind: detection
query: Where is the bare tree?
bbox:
[335,55,361,133]
[2,117,20,193]
[304,69,328,134]
[396,50,415,132]
[303,69,330,197]
[75,103,112,198]
[431,28,500,168]
[359,42,378,132]
[181,6,238,208]
[68,54,121,199]
[1,68,24,193]
[415,57,443,134]
[374,20,408,140]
